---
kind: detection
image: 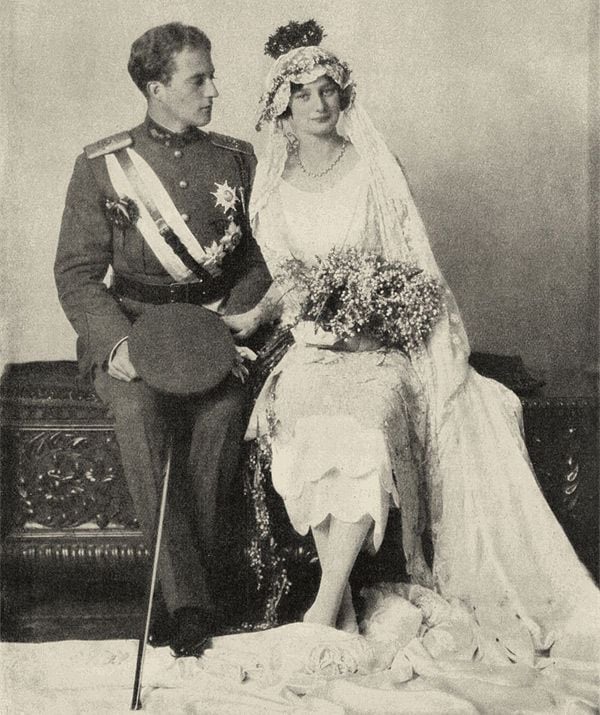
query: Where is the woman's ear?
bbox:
[284,130,299,154]
[278,117,298,153]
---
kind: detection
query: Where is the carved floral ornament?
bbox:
[13,430,136,530]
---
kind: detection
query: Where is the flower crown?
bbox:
[256,20,355,130]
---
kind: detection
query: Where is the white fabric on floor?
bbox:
[4,588,598,714]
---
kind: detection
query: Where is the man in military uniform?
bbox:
[54,22,271,656]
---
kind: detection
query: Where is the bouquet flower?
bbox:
[277,247,443,354]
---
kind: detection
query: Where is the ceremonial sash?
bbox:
[105,148,209,282]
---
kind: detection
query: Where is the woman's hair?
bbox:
[279,78,353,120]
[128,22,211,95]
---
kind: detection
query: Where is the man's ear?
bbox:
[147,81,163,99]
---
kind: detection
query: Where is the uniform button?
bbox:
[174,150,182,158]
[179,180,188,189]
[181,213,190,222]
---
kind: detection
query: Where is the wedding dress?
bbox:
[247,112,600,672]
[247,158,429,559]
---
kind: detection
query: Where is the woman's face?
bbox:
[287,75,342,138]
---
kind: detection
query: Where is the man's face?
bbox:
[152,47,218,131]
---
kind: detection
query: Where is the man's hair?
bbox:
[128,22,211,95]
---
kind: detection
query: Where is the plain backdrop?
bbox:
[1,0,598,375]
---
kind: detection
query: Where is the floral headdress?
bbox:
[256,20,355,130]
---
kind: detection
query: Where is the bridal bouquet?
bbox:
[277,247,443,353]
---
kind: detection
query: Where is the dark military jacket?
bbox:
[55,116,271,378]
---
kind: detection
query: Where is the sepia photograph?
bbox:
[1,0,598,712]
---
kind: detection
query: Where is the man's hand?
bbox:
[108,339,138,382]
[222,308,261,341]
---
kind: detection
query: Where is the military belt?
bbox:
[113,274,228,305]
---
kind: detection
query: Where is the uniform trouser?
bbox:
[94,369,248,615]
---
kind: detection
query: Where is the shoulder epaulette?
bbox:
[209,132,254,156]
[84,131,133,160]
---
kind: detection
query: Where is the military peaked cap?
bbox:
[129,304,237,395]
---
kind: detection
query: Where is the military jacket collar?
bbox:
[145,115,208,148]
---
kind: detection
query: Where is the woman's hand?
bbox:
[222,307,261,341]
[293,322,381,352]
[292,321,338,347]
[335,334,381,352]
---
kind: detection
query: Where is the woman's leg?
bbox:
[337,584,359,633]
[304,515,373,628]
[308,519,358,632]
[311,518,330,564]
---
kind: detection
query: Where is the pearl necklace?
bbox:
[297,139,349,179]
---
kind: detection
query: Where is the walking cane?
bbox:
[130,438,173,710]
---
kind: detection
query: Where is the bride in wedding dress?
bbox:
[238,19,599,657]
[217,20,599,712]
